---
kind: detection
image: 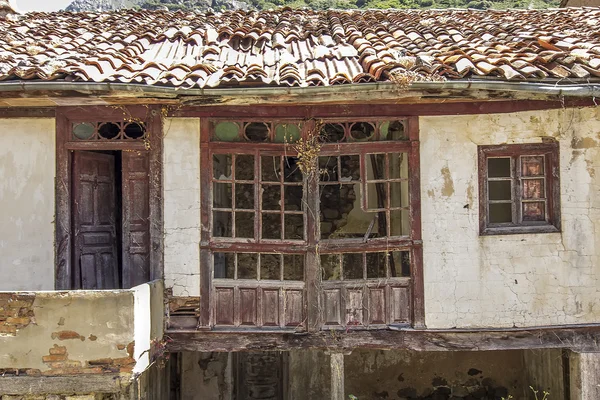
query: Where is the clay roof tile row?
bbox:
[0,7,599,88]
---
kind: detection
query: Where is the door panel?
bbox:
[122,151,151,288]
[73,152,119,289]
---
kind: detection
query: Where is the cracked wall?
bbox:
[163,118,201,297]
[420,107,600,328]
[0,118,55,291]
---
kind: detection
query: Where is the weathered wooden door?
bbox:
[121,152,151,288]
[72,151,119,289]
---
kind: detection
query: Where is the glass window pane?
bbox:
[391,251,411,278]
[321,254,341,281]
[350,122,375,141]
[343,253,364,280]
[235,183,254,209]
[390,181,409,208]
[389,152,409,179]
[262,213,281,239]
[262,185,281,210]
[380,120,407,141]
[489,203,512,223]
[488,181,512,201]
[521,156,544,177]
[321,123,345,142]
[284,185,303,211]
[284,214,304,240]
[237,253,257,279]
[214,121,239,142]
[366,252,386,278]
[340,155,360,181]
[214,252,235,279]
[244,122,269,142]
[366,154,385,180]
[213,211,232,237]
[235,212,254,238]
[284,157,303,183]
[283,255,304,281]
[319,156,338,182]
[523,179,544,199]
[73,122,95,140]
[213,183,232,208]
[391,209,410,236]
[523,202,546,221]
[320,184,376,240]
[488,158,511,178]
[274,123,301,143]
[260,254,281,280]
[367,183,387,209]
[261,156,281,182]
[235,155,254,181]
[213,154,232,180]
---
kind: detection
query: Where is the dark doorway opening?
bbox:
[71,150,150,290]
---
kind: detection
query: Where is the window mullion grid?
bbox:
[514,155,522,224]
[280,155,285,241]
[254,149,261,242]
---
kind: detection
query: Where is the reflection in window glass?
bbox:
[214,252,235,278]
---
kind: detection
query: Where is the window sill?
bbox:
[480,225,560,236]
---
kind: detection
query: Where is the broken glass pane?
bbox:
[260,254,281,280]
[262,213,281,239]
[340,155,360,181]
[366,252,386,278]
[321,254,341,280]
[380,120,407,141]
[350,122,375,141]
[284,214,304,240]
[235,183,254,209]
[390,251,410,277]
[319,156,338,182]
[262,185,281,210]
[389,153,409,179]
[261,156,281,182]
[320,184,378,239]
[321,123,345,142]
[235,212,254,238]
[237,253,258,279]
[284,185,303,211]
[390,181,409,209]
[235,154,255,181]
[213,154,232,180]
[367,183,387,209]
[283,255,304,280]
[244,122,269,142]
[390,209,410,236]
[284,157,303,183]
[366,154,386,181]
[343,253,364,280]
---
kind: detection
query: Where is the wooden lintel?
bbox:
[0,107,55,118]
[165,324,600,353]
[0,374,130,395]
[170,99,598,119]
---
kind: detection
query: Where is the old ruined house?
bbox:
[1,3,600,400]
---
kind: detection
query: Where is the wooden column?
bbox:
[570,351,600,400]
[330,352,345,400]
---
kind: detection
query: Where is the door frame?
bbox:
[55,106,163,290]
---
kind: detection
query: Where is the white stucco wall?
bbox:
[0,118,55,291]
[163,118,201,297]
[421,107,600,328]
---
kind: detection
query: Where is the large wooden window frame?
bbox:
[478,142,560,236]
[200,118,424,331]
[55,106,163,290]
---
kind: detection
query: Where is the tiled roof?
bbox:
[0,7,599,88]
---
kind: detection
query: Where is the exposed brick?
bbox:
[51,331,85,341]
[24,369,42,376]
[111,357,134,367]
[80,367,104,374]
[87,358,113,366]
[65,395,95,400]
[42,354,68,363]
[0,325,17,335]
[49,360,83,369]
[5,317,30,325]
[49,345,68,355]
[116,344,126,350]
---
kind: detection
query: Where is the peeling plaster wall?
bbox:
[0,118,55,291]
[163,118,201,297]
[0,291,135,375]
[420,107,600,328]
[180,352,233,400]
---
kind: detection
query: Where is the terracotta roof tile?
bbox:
[0,7,599,88]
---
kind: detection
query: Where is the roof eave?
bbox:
[0,80,599,107]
